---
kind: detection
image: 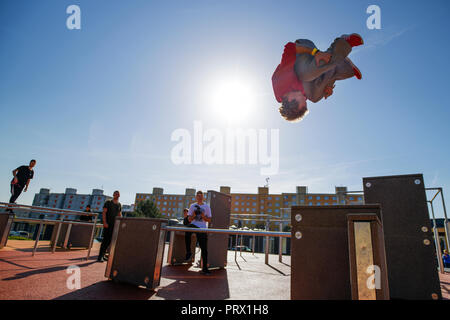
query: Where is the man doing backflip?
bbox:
[272,33,364,122]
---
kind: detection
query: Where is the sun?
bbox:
[211,78,256,123]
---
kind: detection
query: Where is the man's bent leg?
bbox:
[294,37,352,82]
[9,184,24,204]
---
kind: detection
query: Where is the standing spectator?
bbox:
[183,208,194,262]
[97,191,122,262]
[79,205,93,222]
[187,191,212,275]
[9,160,36,206]
[443,250,450,269]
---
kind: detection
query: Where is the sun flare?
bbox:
[211,78,256,123]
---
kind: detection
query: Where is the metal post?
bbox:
[86,214,98,261]
[265,236,269,265]
[240,234,243,257]
[167,230,175,264]
[279,221,283,263]
[32,222,43,257]
[439,188,450,251]
[430,201,445,274]
[63,223,72,249]
[252,235,255,255]
[52,216,64,253]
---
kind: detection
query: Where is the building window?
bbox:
[300,200,305,203]
[324,196,329,200]
[268,197,272,200]
[308,196,312,200]
[358,197,363,201]
[349,197,354,201]
[275,197,279,201]
[324,203,328,205]
[332,197,337,201]
[234,208,238,212]
[235,202,239,205]
[316,196,321,200]
[309,202,313,206]
[236,196,240,199]
[275,209,280,213]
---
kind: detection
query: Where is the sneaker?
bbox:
[343,33,364,47]
[97,256,104,262]
[200,269,211,275]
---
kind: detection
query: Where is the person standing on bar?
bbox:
[97,190,122,262]
[8,160,36,211]
[187,191,212,275]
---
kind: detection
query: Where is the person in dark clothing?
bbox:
[186,191,212,275]
[183,208,194,262]
[443,250,450,269]
[79,205,93,222]
[9,160,36,205]
[97,191,122,262]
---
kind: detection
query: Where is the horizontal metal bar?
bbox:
[163,226,291,238]
[12,217,103,227]
[0,202,99,217]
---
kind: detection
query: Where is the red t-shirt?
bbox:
[272,42,305,103]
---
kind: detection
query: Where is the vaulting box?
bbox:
[204,190,231,269]
[291,205,389,300]
[363,174,442,300]
[105,217,168,290]
[0,212,14,249]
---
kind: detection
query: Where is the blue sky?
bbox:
[0,0,449,217]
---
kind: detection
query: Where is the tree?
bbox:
[133,200,162,218]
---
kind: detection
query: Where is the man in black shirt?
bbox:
[97,190,122,262]
[9,160,36,204]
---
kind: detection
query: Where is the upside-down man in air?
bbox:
[272,33,364,122]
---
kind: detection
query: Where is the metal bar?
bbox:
[86,214,98,261]
[0,202,98,217]
[163,226,291,238]
[52,216,64,253]
[63,223,72,249]
[429,201,445,274]
[32,222,44,257]
[279,222,283,263]
[239,234,243,257]
[265,236,269,265]
[167,230,175,264]
[252,235,255,255]
[439,188,450,251]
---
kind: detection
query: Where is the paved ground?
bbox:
[0,240,290,300]
[0,240,448,300]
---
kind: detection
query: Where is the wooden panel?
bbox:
[291,205,382,300]
[363,174,442,300]
[105,217,168,289]
[206,191,231,269]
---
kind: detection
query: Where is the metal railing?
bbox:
[0,202,100,260]
[163,226,291,265]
